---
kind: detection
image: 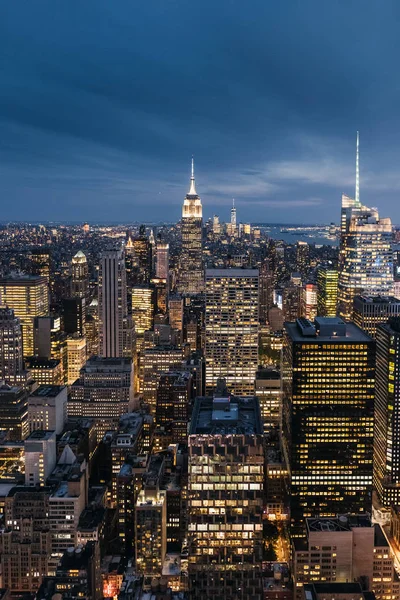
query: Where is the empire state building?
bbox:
[178,159,204,294]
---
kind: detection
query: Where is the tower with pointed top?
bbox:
[178,159,204,295]
[337,133,394,320]
[231,198,237,226]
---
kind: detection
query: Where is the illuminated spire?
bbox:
[188,156,197,195]
[355,131,360,206]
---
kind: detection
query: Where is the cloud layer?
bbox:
[1,0,400,223]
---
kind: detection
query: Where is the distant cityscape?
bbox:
[1,139,400,600]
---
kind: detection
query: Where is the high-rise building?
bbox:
[99,250,129,358]
[71,250,89,299]
[131,286,154,337]
[178,159,203,295]
[29,248,51,284]
[188,384,264,599]
[66,335,87,385]
[259,259,275,323]
[132,225,152,285]
[316,263,338,317]
[205,269,259,396]
[212,215,221,235]
[169,295,183,334]
[296,241,309,278]
[338,134,393,320]
[254,367,281,431]
[231,197,237,226]
[374,318,400,506]
[293,516,400,600]
[28,385,67,434]
[143,346,183,414]
[156,239,169,281]
[155,371,191,448]
[0,383,29,440]
[62,297,86,337]
[353,295,400,337]
[301,283,318,321]
[68,356,134,440]
[24,430,56,486]
[282,317,375,533]
[282,284,302,323]
[25,357,63,386]
[0,275,49,357]
[0,307,25,384]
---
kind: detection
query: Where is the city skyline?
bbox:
[2,2,400,223]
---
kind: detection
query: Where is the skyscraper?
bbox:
[374,318,400,506]
[188,385,264,599]
[282,317,375,533]
[296,241,309,278]
[178,159,203,295]
[132,225,152,285]
[71,250,89,299]
[338,133,394,320]
[353,295,400,337]
[316,263,338,317]
[155,238,169,281]
[301,283,318,321]
[205,269,259,396]
[0,307,25,384]
[0,274,49,357]
[99,250,129,358]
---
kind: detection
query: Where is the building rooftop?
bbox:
[285,318,372,343]
[190,395,263,436]
[205,268,259,278]
[355,295,400,304]
[26,357,60,369]
[306,515,372,534]
[25,429,55,441]
[30,385,65,397]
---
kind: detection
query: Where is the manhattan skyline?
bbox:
[2,1,400,223]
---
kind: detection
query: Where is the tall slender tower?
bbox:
[71,251,89,299]
[338,133,393,320]
[178,158,203,295]
[231,198,237,226]
[99,250,129,358]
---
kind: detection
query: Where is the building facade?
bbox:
[205,269,259,396]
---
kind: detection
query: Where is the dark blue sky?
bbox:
[1,1,400,224]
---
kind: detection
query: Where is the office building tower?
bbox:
[293,516,400,600]
[66,335,87,385]
[296,241,309,278]
[255,367,281,431]
[353,295,400,337]
[135,456,167,576]
[24,430,56,486]
[71,250,89,299]
[0,383,29,440]
[338,134,393,320]
[259,259,275,323]
[282,317,375,532]
[85,314,98,357]
[34,315,67,372]
[143,346,183,414]
[110,413,144,506]
[301,283,318,320]
[132,225,152,285]
[28,385,67,434]
[231,197,237,226]
[29,248,51,284]
[26,357,63,386]
[156,239,169,281]
[282,285,302,323]
[0,307,25,384]
[178,159,203,295]
[131,286,154,337]
[268,306,284,331]
[316,263,338,317]
[0,275,49,357]
[205,269,259,396]
[188,385,264,599]
[212,215,221,235]
[99,250,129,358]
[169,295,183,334]
[68,356,134,440]
[0,487,51,594]
[152,277,168,316]
[374,318,400,506]
[62,297,85,336]
[155,371,191,448]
